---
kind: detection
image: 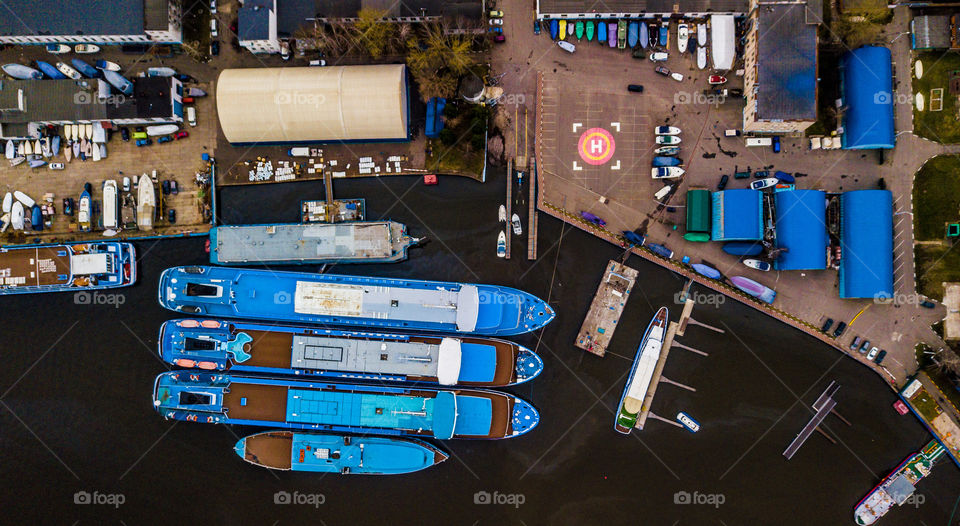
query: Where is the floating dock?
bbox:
[209,221,419,265]
[576,260,638,357]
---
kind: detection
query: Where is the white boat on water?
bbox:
[56,62,82,80]
[137,174,155,231]
[511,213,522,235]
[498,204,506,222]
[102,180,119,230]
[677,24,689,53]
[497,231,506,258]
[614,307,669,433]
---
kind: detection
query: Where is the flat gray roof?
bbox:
[0,0,144,37]
[537,0,748,15]
[756,3,818,121]
[912,15,951,49]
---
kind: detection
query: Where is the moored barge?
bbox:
[0,242,135,294]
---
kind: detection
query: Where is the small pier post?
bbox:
[660,376,696,392]
[645,412,684,429]
[671,341,709,357]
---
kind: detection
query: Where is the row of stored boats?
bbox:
[152,265,555,474]
[549,18,711,69]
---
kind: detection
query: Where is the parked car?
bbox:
[849,336,862,351]
[175,131,189,140]
[627,84,644,93]
[122,176,131,192]
[162,180,171,195]
[210,40,220,56]
[534,20,540,34]
[489,9,504,17]
[120,127,130,142]
[493,34,506,43]
[182,96,195,104]
[168,208,176,223]
[135,138,152,147]
[717,174,729,191]
[772,136,781,153]
[875,350,887,365]
[867,347,879,361]
[821,318,834,333]
[859,340,870,354]
[654,65,670,76]
[649,52,668,61]
[170,180,179,195]
[132,131,147,140]
[209,0,217,13]
[489,26,503,34]
[62,197,74,216]
[175,73,197,83]
[920,300,936,308]
[210,19,218,37]
[833,321,847,337]
[48,163,64,170]
[157,135,174,144]
[186,106,197,127]
[489,18,503,25]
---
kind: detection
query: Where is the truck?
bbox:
[745,137,772,147]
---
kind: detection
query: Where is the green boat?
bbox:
[586,21,595,41]
[617,20,627,49]
[575,21,584,40]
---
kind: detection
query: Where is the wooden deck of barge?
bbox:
[575,260,639,357]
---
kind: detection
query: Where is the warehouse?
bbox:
[839,190,893,299]
[840,46,895,150]
[773,190,828,271]
[711,189,763,241]
[685,189,712,242]
[216,64,409,144]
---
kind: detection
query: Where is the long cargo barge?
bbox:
[152,372,540,439]
[209,221,421,265]
[158,318,544,386]
[854,439,946,524]
[157,266,555,336]
[0,242,135,294]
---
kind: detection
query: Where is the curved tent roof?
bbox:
[841,46,895,150]
[839,190,893,299]
[216,64,408,144]
[774,190,827,270]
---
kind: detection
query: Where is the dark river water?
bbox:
[1,169,958,525]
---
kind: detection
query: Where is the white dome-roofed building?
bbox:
[216,64,409,144]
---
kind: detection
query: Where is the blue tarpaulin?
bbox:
[774,190,828,270]
[841,46,895,150]
[839,190,894,299]
[711,190,763,241]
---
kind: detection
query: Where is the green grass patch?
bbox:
[914,243,960,300]
[913,155,960,240]
[911,387,943,421]
[913,52,960,143]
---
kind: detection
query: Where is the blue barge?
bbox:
[0,242,135,294]
[157,266,554,336]
[152,372,540,439]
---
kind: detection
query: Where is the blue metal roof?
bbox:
[841,46,896,150]
[839,190,894,299]
[711,190,763,241]
[774,190,827,270]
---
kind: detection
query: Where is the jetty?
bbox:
[576,260,638,356]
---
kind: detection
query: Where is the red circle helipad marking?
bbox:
[578,127,615,165]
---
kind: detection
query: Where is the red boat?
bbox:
[423,174,438,185]
[708,75,727,85]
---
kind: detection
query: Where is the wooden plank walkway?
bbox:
[527,158,538,260]
[505,159,512,260]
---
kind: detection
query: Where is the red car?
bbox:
[492,34,505,43]
[183,97,195,104]
[175,130,189,140]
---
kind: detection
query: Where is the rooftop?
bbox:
[912,15,952,49]
[239,0,273,41]
[755,2,818,121]
[0,0,145,37]
[537,0,748,14]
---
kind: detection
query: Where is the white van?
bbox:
[186,106,197,127]
[745,137,772,147]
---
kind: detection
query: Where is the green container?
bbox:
[683,232,711,242]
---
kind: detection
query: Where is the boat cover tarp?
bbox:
[839,190,894,299]
[711,189,763,241]
[774,190,827,270]
[686,189,711,234]
[436,338,462,386]
[456,285,480,332]
[841,46,895,150]
[450,394,493,436]
[711,15,735,70]
[458,343,498,383]
[433,391,458,439]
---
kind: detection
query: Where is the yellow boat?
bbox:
[559,20,567,40]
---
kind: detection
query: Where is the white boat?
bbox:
[677,24,689,53]
[68,124,77,141]
[697,46,707,70]
[65,143,72,162]
[99,144,107,159]
[74,44,101,54]
[137,174,155,231]
[655,126,681,135]
[41,138,51,158]
[652,167,685,179]
[102,180,119,230]
[146,124,180,137]
[0,213,8,232]
[670,72,684,82]
[78,190,91,231]
[45,44,71,54]
[655,135,681,145]
[84,123,93,140]
[9,156,24,167]
[511,213,522,235]
[750,178,779,190]
[614,307,669,433]
[557,41,576,53]
[498,204,506,222]
[10,201,24,230]
[56,62,82,80]
[72,141,80,159]
[743,259,771,271]
[4,140,13,160]
[677,412,700,432]
[83,139,93,157]
[23,140,32,156]
[33,139,42,155]
[497,231,506,258]
[95,60,121,72]
[2,192,11,213]
[147,67,177,77]
[14,191,35,207]
[92,143,101,161]
[698,23,706,47]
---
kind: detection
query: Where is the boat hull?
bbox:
[614,307,668,433]
[157,265,555,336]
[0,242,135,294]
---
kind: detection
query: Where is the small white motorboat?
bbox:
[84,123,93,140]
[45,44,71,54]
[677,24,689,53]
[146,124,180,137]
[10,201,24,230]
[652,167,685,179]
[512,213,522,235]
[65,144,72,162]
[14,191,35,207]
[33,139,42,155]
[95,60,121,72]
[743,259,771,271]
[497,231,506,258]
[655,126,681,136]
[557,41,576,53]
[74,44,101,54]
[697,46,707,70]
[4,140,13,160]
[23,141,32,156]
[655,135,681,145]
[9,156,25,167]
[56,61,82,80]
[2,192,11,213]
[92,143,102,161]
[750,178,779,190]
[499,204,506,222]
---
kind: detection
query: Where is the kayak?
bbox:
[575,20,584,40]
[627,22,638,48]
[639,22,648,49]
[586,21,595,41]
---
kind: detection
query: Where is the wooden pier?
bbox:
[527,158,538,260]
[505,159,513,260]
[575,260,638,357]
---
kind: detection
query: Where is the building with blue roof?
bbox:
[711,190,764,241]
[840,46,896,150]
[839,190,893,299]
[774,190,828,270]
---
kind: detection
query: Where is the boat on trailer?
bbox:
[614,307,669,433]
[0,242,135,294]
[152,372,541,439]
[158,266,555,336]
[235,431,448,475]
[158,318,545,387]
